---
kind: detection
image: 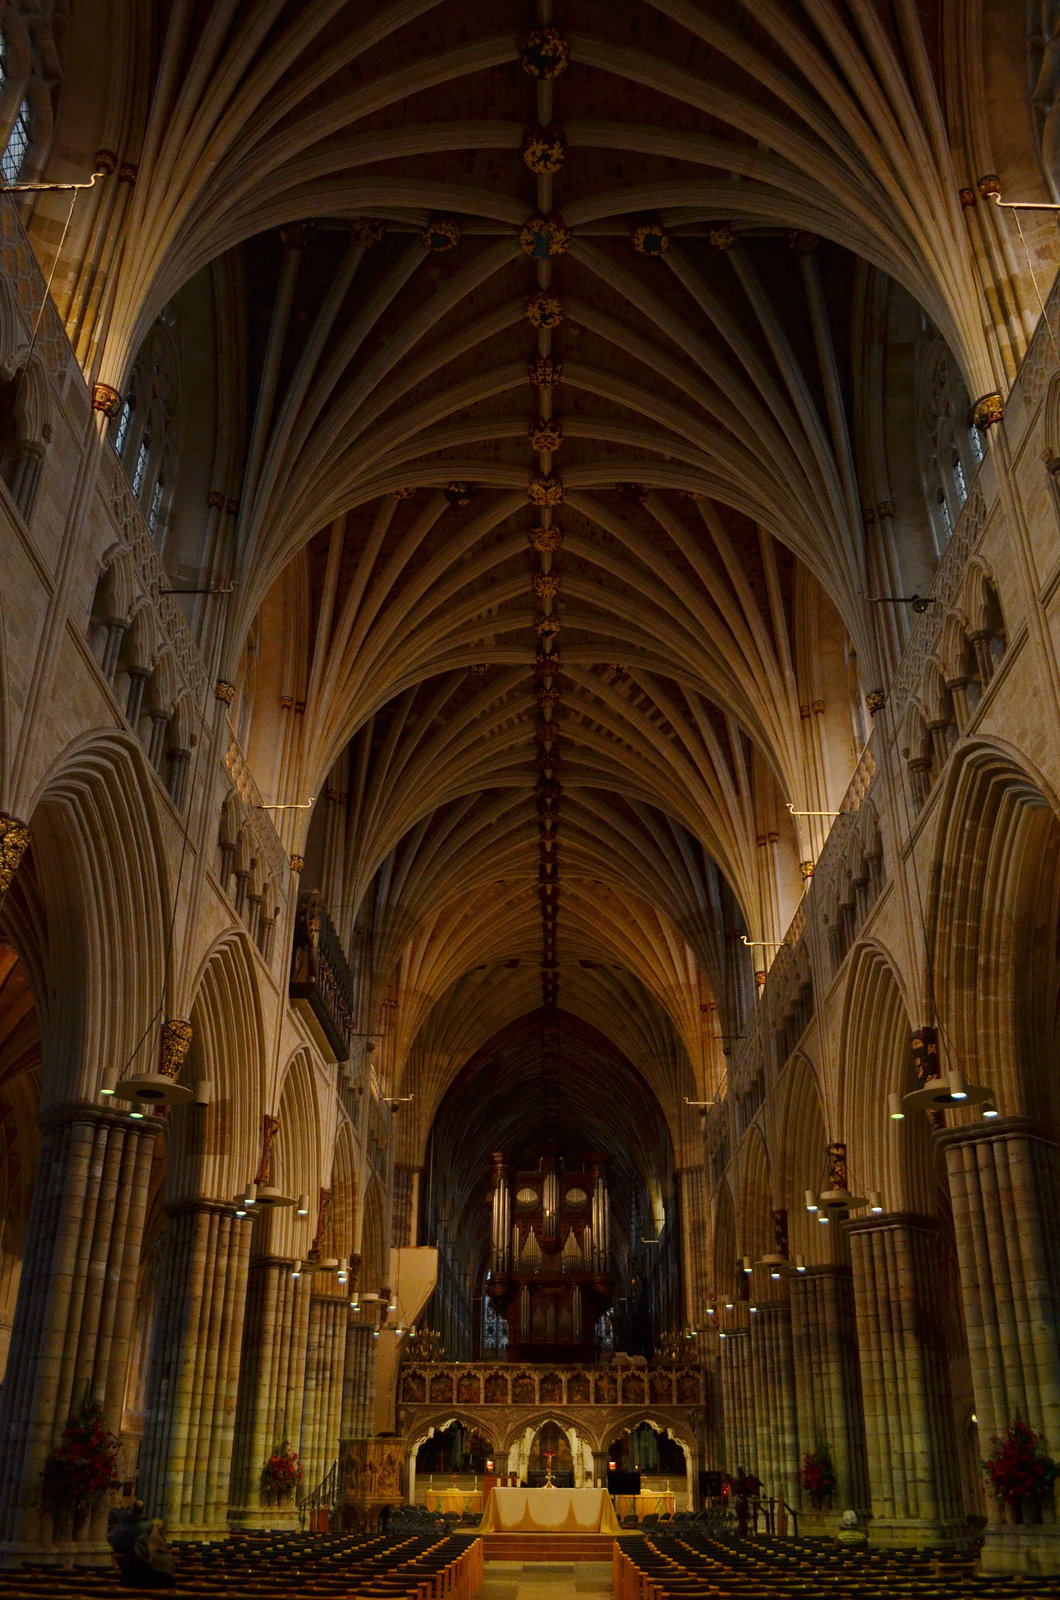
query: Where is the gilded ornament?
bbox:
[0,814,30,906]
[826,1142,848,1191]
[519,213,571,259]
[971,391,1003,430]
[214,680,236,704]
[522,125,567,174]
[528,473,564,505]
[708,223,735,251]
[799,860,815,880]
[534,650,560,675]
[290,853,305,873]
[93,149,118,175]
[877,501,895,518]
[866,689,886,715]
[958,188,976,209]
[421,214,461,252]
[976,173,1001,200]
[532,571,560,600]
[444,481,473,506]
[349,217,386,246]
[118,162,138,185]
[535,614,561,638]
[207,489,225,509]
[524,289,565,328]
[528,523,563,553]
[529,419,563,453]
[159,1018,193,1081]
[392,485,417,499]
[631,219,669,255]
[518,25,570,79]
[536,685,560,713]
[92,383,122,418]
[528,356,563,389]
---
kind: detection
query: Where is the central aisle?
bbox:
[481,1560,613,1600]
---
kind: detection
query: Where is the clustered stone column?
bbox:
[137,1202,252,1539]
[300,1292,349,1494]
[228,1256,311,1526]
[719,1326,758,1480]
[941,1118,1060,1570]
[749,1301,799,1512]
[0,1105,158,1560]
[789,1264,869,1518]
[341,1318,379,1440]
[847,1213,964,1543]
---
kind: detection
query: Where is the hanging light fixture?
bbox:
[114,1017,195,1106]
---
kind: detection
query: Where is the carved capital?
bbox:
[866,689,886,715]
[0,814,30,905]
[290,854,305,874]
[92,382,122,418]
[971,391,1003,430]
[214,679,235,704]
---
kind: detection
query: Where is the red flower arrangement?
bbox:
[42,1403,120,1511]
[261,1440,302,1499]
[983,1418,1059,1507]
[798,1446,838,1505]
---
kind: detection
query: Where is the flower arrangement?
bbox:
[42,1403,120,1512]
[523,125,567,174]
[261,1440,303,1500]
[798,1446,838,1506]
[983,1419,1059,1507]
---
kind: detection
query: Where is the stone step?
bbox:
[482,1532,619,1561]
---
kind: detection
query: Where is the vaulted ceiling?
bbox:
[47,0,1022,1222]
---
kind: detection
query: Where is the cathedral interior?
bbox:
[5,0,1060,1585]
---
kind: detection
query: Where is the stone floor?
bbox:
[481,1559,614,1599]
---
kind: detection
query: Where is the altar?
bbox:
[425,1487,483,1514]
[479,1486,621,1534]
[613,1490,676,1521]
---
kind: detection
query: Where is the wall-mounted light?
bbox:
[795,1256,807,1274]
[888,1094,904,1121]
[804,1190,818,1213]
[291,1259,302,1278]
[296,1193,309,1215]
[869,1192,884,1215]
[100,1069,118,1096]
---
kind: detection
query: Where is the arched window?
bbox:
[131,432,149,496]
[113,395,133,456]
[917,331,981,558]
[1,95,29,183]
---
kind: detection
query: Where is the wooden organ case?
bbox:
[486,1151,613,1362]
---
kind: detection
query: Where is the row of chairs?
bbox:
[0,1530,482,1600]
[614,1530,1060,1600]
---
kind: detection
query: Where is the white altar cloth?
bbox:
[479,1486,621,1534]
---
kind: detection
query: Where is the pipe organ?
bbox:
[487,1150,613,1361]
